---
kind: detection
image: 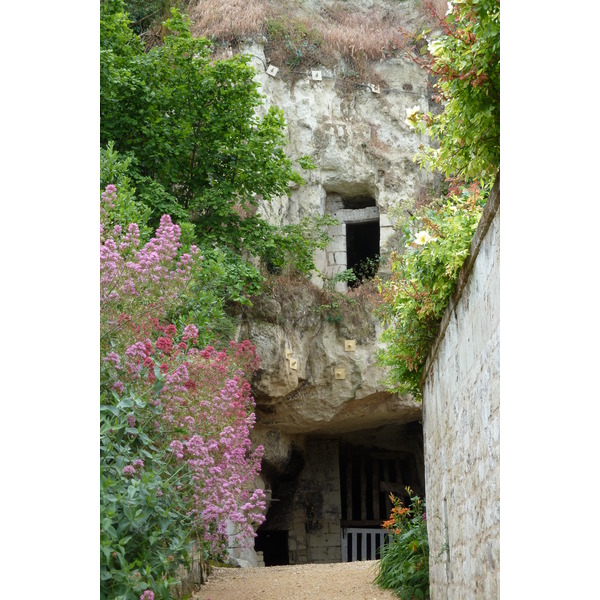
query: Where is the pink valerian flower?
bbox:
[127,414,136,427]
[155,336,173,354]
[101,184,117,210]
[132,459,145,469]
[182,324,199,343]
[169,440,184,460]
[125,340,152,362]
[140,591,155,600]
[182,415,195,428]
[112,381,124,394]
[100,198,267,555]
[104,352,121,368]
[100,188,198,318]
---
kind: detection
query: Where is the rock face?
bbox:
[226,0,432,565]
[237,281,425,567]
[239,284,422,437]
[231,0,432,440]
[239,0,436,288]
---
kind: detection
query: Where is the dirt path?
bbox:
[192,560,398,600]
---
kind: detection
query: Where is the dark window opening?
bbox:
[346,220,380,287]
[254,530,289,566]
[342,195,377,210]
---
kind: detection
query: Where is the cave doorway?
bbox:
[254,530,289,566]
[338,431,424,563]
[346,220,380,287]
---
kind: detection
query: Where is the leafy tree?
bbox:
[100,0,324,284]
[404,0,500,183]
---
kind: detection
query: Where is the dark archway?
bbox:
[254,530,289,566]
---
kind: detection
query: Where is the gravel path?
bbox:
[192,560,398,600]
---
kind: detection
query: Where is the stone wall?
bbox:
[288,440,342,564]
[421,181,500,599]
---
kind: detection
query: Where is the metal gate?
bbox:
[340,527,391,562]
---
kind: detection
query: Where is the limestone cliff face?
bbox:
[246,37,434,283]
[197,3,435,522]
[229,0,430,444]
[238,284,421,438]
[229,0,436,287]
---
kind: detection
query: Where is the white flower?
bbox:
[427,39,443,56]
[406,105,421,119]
[446,1,454,15]
[405,105,421,128]
[414,230,435,245]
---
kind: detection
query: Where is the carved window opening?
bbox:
[346,220,380,288]
[324,191,381,290]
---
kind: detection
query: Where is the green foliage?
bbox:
[102,3,305,229]
[265,16,323,69]
[123,0,183,34]
[323,268,358,292]
[377,185,485,399]
[264,215,337,274]
[376,489,429,600]
[100,142,153,242]
[100,392,194,600]
[101,0,327,298]
[350,254,381,286]
[405,0,500,183]
[166,246,262,348]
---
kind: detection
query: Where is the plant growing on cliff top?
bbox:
[376,488,430,599]
[377,184,485,399]
[402,0,500,184]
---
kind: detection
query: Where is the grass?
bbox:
[182,0,425,86]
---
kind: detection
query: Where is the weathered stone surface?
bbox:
[239,285,421,438]
[237,2,435,284]
[422,183,500,600]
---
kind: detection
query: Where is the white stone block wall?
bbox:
[422,182,500,599]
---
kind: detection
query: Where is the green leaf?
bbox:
[153,379,165,396]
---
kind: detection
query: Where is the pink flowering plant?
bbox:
[101,185,266,599]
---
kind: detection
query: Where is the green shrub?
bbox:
[376,489,429,600]
[404,0,500,183]
[100,392,194,600]
[377,185,486,399]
